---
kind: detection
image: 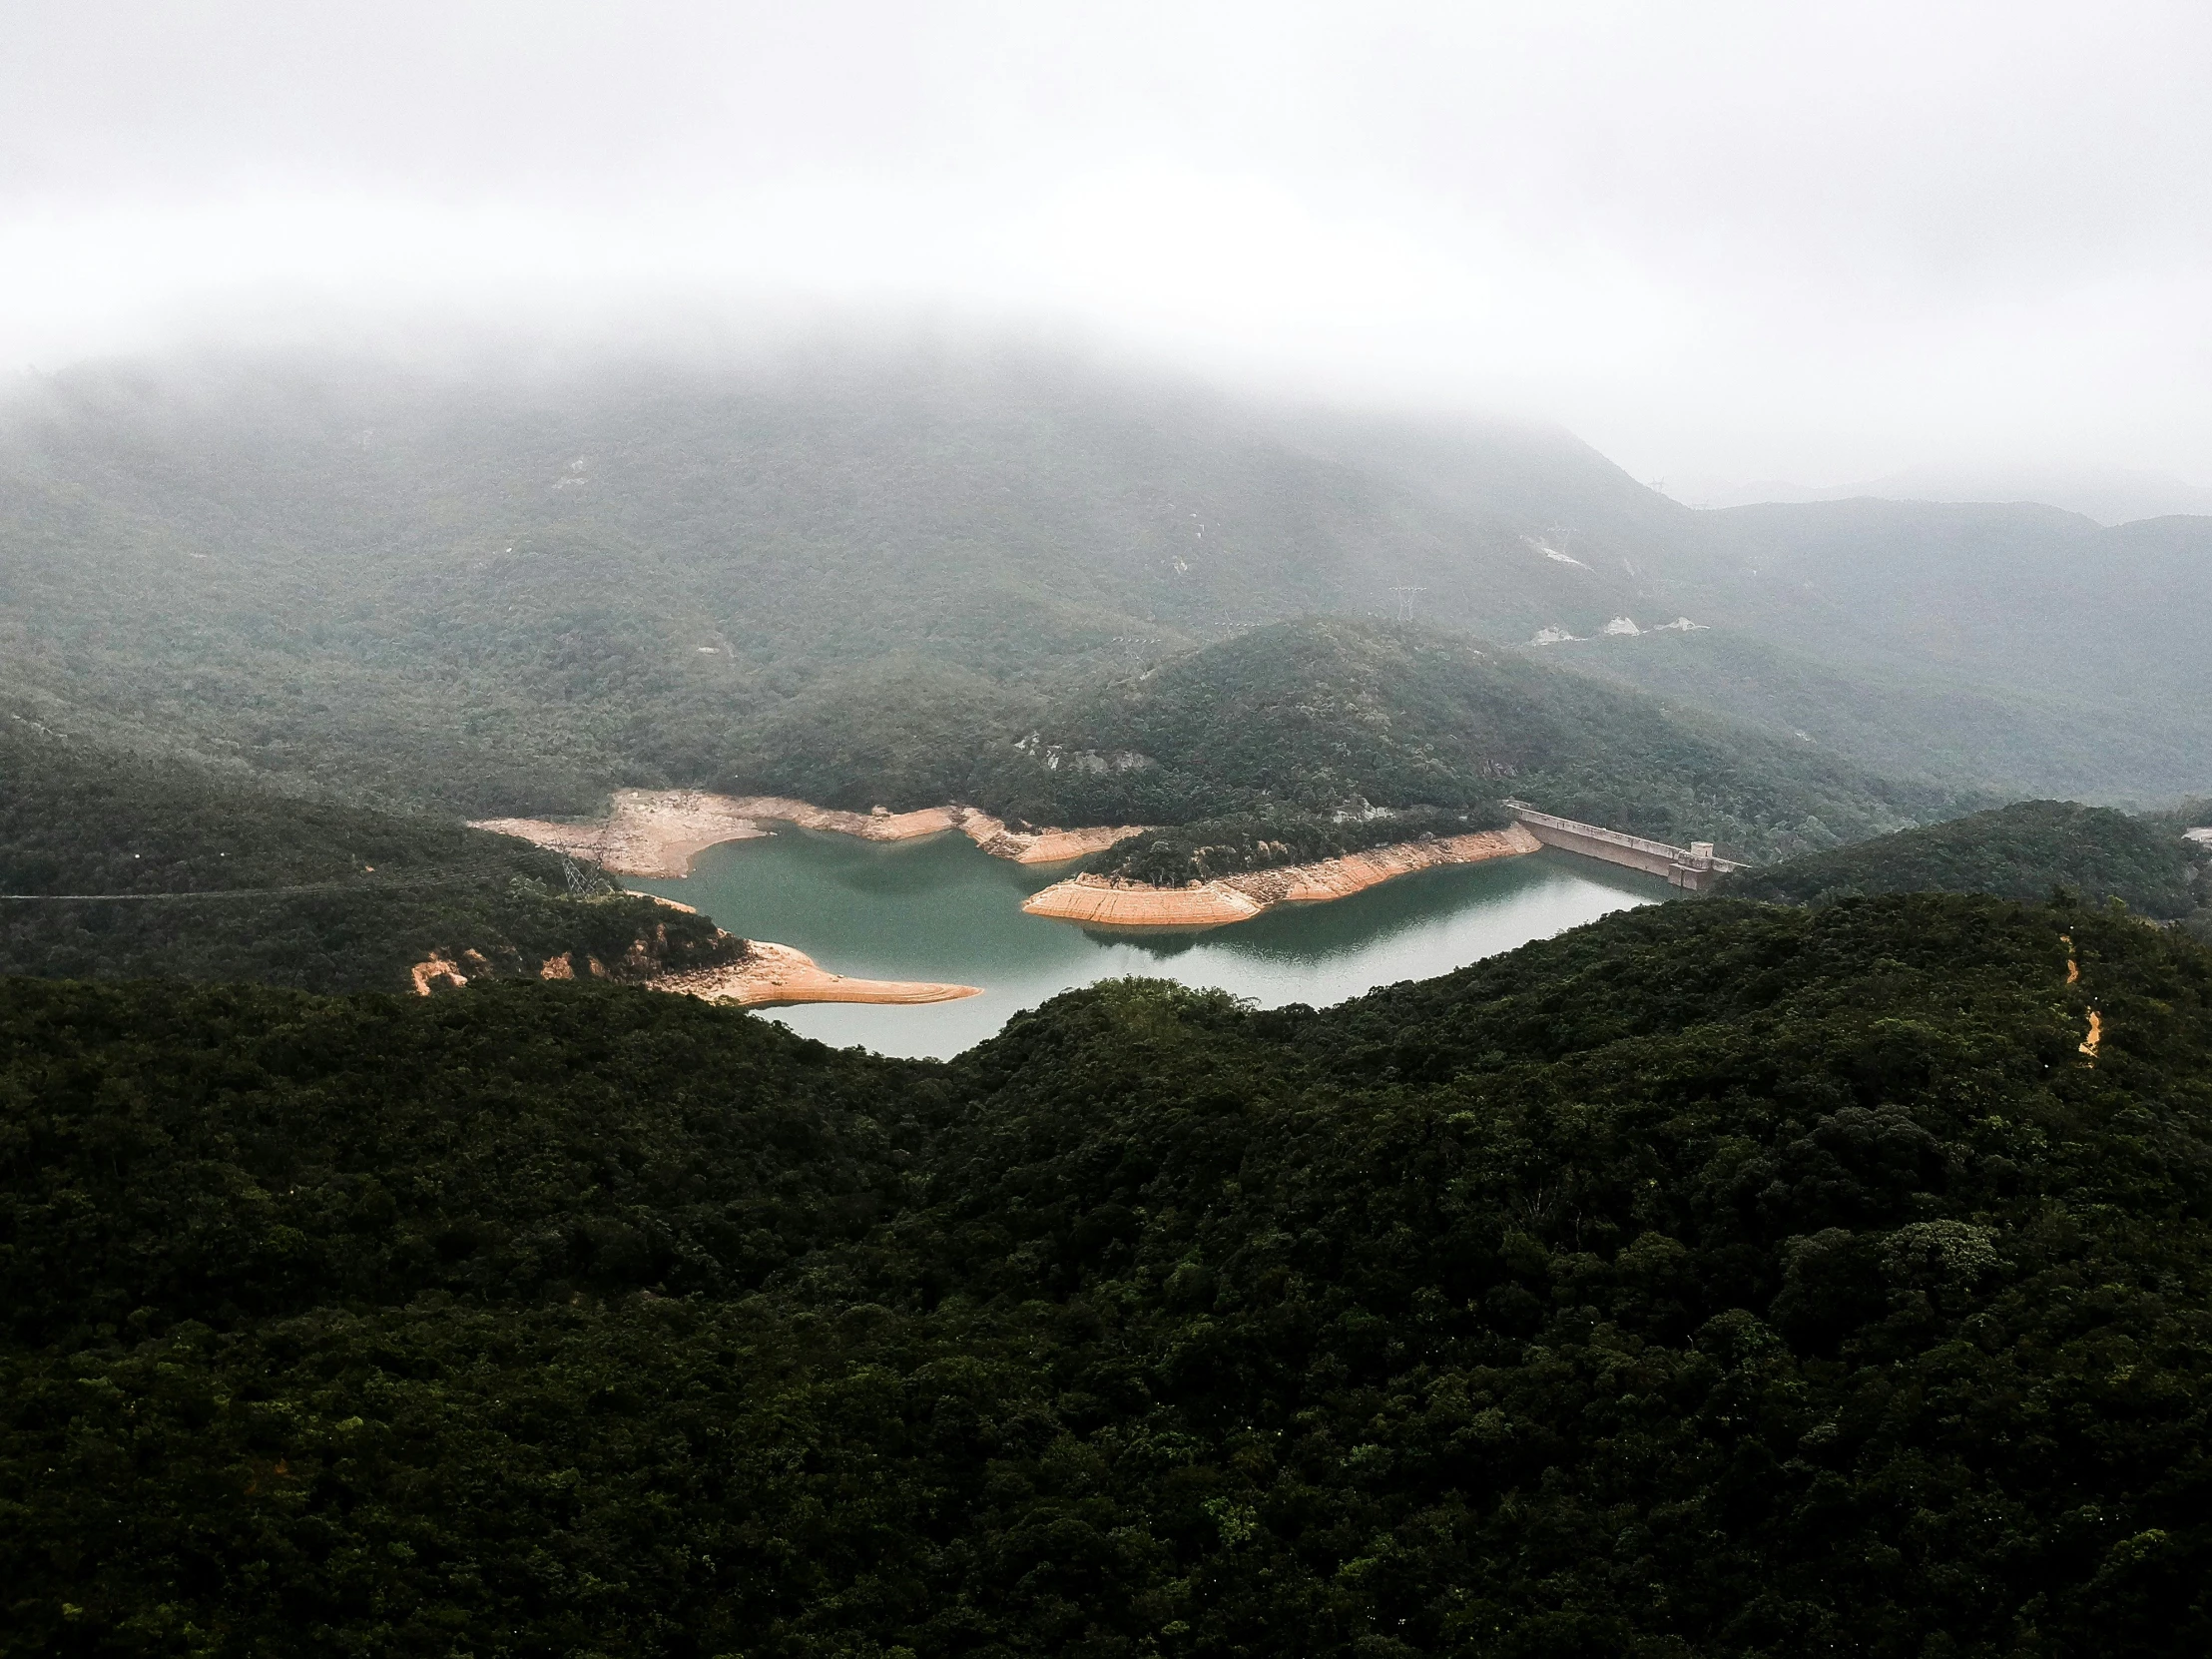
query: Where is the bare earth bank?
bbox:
[471,789,1147,878]
[648,941,980,1008]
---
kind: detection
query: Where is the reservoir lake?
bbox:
[627,829,1672,1058]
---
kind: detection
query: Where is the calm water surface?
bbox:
[627,830,1671,1058]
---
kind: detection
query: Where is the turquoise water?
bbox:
[626,830,1671,1059]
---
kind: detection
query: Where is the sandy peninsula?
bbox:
[411,933,977,1009]
[1022,824,1543,928]
[648,940,980,1008]
[471,789,1144,878]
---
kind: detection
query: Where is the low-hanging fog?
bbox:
[4,0,2209,501]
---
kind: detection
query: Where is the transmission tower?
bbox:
[553,809,619,898]
[1388,586,1426,622]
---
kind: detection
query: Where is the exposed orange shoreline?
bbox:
[471,789,1146,878]
[1021,825,1545,929]
[649,941,981,1009]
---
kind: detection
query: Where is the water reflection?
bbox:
[1086,928,1206,957]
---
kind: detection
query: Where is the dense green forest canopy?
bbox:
[0,719,733,992]
[2138,798,2212,839]
[4,892,2207,1654]
[3,346,2206,817]
[1716,800,2210,927]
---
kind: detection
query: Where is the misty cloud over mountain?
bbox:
[5,2,2211,494]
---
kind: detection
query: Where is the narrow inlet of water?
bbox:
[626,829,1672,1059]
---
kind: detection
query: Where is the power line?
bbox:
[0,859,592,902]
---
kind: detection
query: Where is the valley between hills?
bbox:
[3,345,2210,1656]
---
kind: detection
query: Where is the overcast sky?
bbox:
[3,1,2207,490]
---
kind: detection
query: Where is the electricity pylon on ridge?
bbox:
[1388,586,1426,623]
[555,808,620,898]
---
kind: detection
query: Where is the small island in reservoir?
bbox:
[1022,825,1545,928]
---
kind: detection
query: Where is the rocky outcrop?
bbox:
[408,909,733,997]
[410,951,471,995]
[1021,825,1543,929]
[955,812,1149,864]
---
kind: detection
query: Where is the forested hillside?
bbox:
[0,719,734,991]
[1717,799,2209,923]
[743,618,1967,880]
[3,892,2207,1653]
[984,620,1963,873]
[3,346,2204,820]
[0,348,1678,817]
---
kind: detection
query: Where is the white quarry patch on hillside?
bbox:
[1012,733,1155,776]
[2186,828,2212,846]
[1525,535,1590,569]
[1332,799,1398,824]
[1533,615,1706,648]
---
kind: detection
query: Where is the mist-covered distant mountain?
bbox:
[1,343,2206,816]
[1688,464,2212,526]
[1563,498,2212,802]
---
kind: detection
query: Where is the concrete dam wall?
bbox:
[1503,803,1751,893]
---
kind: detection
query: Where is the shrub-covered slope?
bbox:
[0,719,734,991]
[4,892,2208,1654]
[1715,799,2208,918]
